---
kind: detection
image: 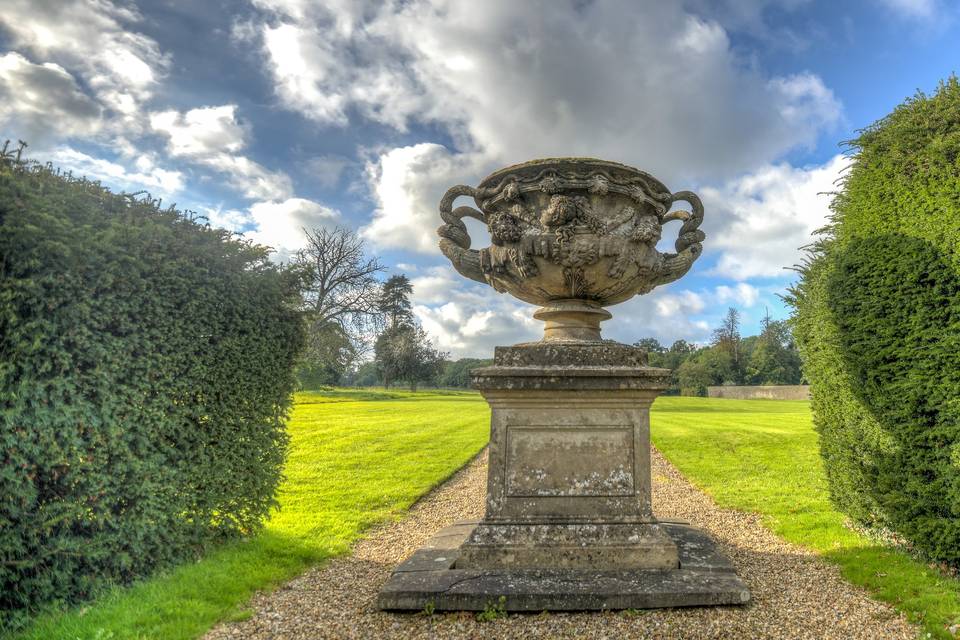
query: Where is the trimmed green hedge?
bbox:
[0,152,304,629]
[789,77,960,563]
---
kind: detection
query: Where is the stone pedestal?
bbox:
[458,342,677,571]
[378,341,751,611]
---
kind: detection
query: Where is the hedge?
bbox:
[788,77,960,563]
[0,148,305,629]
[828,235,960,561]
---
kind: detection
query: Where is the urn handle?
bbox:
[651,190,706,287]
[437,185,487,284]
[662,190,705,256]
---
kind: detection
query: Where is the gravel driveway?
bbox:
[206,448,916,640]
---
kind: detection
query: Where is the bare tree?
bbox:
[293,226,385,354]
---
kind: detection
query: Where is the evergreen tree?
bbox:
[379,274,414,329]
[372,274,446,390]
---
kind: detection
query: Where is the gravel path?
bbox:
[206,448,917,640]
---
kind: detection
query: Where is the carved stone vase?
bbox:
[378,158,750,612]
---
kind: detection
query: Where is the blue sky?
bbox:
[1,0,957,357]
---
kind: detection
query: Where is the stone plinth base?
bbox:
[377,521,751,611]
[456,522,678,570]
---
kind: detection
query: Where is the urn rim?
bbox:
[477,156,670,194]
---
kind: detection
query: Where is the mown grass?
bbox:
[651,396,960,640]
[9,389,488,640]
[11,392,960,639]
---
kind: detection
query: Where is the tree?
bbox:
[374,324,447,390]
[344,360,379,387]
[634,338,665,353]
[746,313,802,385]
[677,359,712,396]
[292,226,384,385]
[379,274,414,330]
[669,339,695,355]
[371,274,446,390]
[297,321,356,387]
[711,307,743,383]
[438,358,494,388]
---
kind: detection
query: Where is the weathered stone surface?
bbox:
[436,158,705,342]
[491,341,650,367]
[473,386,662,527]
[456,522,678,570]
[378,521,750,611]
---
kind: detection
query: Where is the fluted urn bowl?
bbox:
[437,158,705,341]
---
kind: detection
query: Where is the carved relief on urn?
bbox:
[437,158,705,341]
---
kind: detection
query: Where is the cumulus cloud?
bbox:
[248,0,841,253]
[714,283,761,308]
[245,198,341,258]
[409,267,539,357]
[702,154,846,280]
[361,143,487,252]
[197,205,251,233]
[151,105,294,200]
[0,53,102,144]
[0,0,169,132]
[195,197,342,259]
[47,146,184,198]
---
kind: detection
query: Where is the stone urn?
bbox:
[378,158,750,612]
[436,157,705,341]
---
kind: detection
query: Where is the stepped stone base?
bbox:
[377,520,751,611]
[456,521,678,570]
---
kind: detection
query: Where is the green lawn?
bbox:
[651,396,960,640]
[10,389,489,640]
[11,392,960,639]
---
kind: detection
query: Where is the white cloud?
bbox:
[151,105,294,201]
[0,0,169,132]
[714,283,761,308]
[0,53,102,144]
[361,143,487,252]
[149,106,247,157]
[197,205,250,232]
[245,197,341,258]
[250,0,841,253]
[654,291,707,317]
[47,146,184,199]
[193,198,341,258]
[702,154,846,280]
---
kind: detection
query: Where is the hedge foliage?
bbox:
[0,149,305,629]
[788,77,960,563]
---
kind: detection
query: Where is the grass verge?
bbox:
[9,389,488,640]
[650,396,960,640]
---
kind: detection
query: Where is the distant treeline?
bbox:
[336,307,803,394]
[642,308,803,396]
[344,357,493,389]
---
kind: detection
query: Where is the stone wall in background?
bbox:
[706,385,811,401]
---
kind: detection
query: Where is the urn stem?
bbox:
[533,299,612,342]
